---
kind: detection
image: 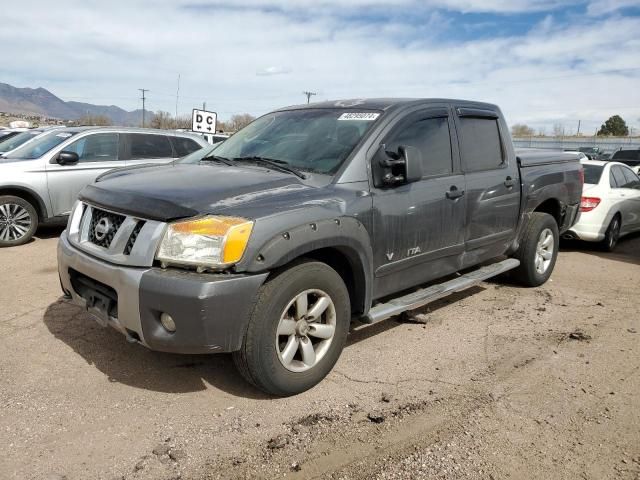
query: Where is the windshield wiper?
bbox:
[233,156,307,179]
[200,155,235,166]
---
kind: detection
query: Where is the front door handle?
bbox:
[446,186,465,200]
[504,176,516,188]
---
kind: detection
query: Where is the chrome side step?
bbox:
[362,258,520,325]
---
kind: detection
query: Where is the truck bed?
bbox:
[516,148,580,167]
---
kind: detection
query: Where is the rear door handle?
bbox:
[504,176,516,188]
[446,186,464,200]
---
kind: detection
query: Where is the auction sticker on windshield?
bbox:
[338,112,380,121]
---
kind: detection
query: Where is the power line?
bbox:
[138,88,149,127]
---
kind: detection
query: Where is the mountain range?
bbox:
[0,82,147,126]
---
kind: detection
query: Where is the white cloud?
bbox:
[0,0,638,132]
[587,0,640,15]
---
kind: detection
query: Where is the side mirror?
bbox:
[56,151,79,165]
[398,145,423,183]
[372,144,422,187]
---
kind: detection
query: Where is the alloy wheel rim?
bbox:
[275,289,337,373]
[534,228,554,274]
[609,220,620,247]
[0,203,31,242]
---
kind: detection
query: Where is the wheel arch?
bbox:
[533,198,562,228]
[0,186,48,221]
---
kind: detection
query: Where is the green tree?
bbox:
[598,115,629,136]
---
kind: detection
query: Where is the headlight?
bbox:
[156,215,254,270]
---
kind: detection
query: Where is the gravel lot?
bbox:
[1,227,639,480]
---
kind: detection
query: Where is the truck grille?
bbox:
[124,220,146,255]
[88,208,126,249]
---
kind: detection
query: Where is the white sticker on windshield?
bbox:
[338,112,380,121]
[56,133,72,138]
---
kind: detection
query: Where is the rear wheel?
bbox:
[601,215,621,252]
[233,260,350,396]
[512,212,559,287]
[0,196,38,247]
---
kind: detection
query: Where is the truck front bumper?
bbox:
[57,232,268,354]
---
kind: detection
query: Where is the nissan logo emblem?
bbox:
[94,217,113,241]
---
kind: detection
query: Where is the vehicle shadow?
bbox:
[42,299,272,399]
[43,286,487,398]
[34,224,66,240]
[560,231,640,266]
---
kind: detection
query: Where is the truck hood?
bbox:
[79,163,320,222]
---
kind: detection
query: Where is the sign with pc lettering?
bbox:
[191,109,217,133]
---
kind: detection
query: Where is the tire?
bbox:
[233,260,350,396]
[512,212,559,287]
[0,195,38,247]
[601,215,621,252]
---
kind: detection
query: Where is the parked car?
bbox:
[58,99,582,396]
[611,149,640,174]
[564,159,640,251]
[564,150,589,160]
[0,127,59,157]
[578,146,604,160]
[0,127,207,246]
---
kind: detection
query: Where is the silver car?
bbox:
[0,127,208,247]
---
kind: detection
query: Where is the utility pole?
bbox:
[139,88,149,127]
[175,74,180,120]
[577,120,581,136]
[303,91,316,104]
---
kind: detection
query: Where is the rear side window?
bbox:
[611,166,627,188]
[171,137,202,157]
[385,116,453,176]
[459,117,504,171]
[129,134,173,159]
[65,133,119,162]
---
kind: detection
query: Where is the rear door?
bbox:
[121,133,177,166]
[618,166,640,232]
[371,107,466,297]
[453,108,520,261]
[46,132,122,216]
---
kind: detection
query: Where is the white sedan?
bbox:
[566,160,640,251]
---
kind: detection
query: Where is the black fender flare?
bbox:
[240,216,374,314]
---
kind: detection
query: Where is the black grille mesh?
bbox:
[88,208,125,249]
[123,221,145,255]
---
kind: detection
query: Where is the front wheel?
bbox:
[0,195,39,247]
[512,212,559,287]
[233,260,350,396]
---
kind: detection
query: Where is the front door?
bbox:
[46,132,123,216]
[371,108,466,299]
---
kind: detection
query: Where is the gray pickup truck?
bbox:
[58,99,583,395]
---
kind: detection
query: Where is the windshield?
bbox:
[0,131,42,153]
[210,108,382,174]
[583,164,604,184]
[178,144,219,164]
[4,131,78,159]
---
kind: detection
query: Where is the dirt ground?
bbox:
[1,227,639,480]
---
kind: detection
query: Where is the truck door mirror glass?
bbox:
[372,144,422,188]
[56,151,80,166]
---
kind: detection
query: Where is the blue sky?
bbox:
[2,0,640,133]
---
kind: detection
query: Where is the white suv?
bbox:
[0,127,207,247]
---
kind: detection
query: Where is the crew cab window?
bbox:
[385,116,452,176]
[459,117,504,171]
[128,134,173,159]
[65,133,119,162]
[171,137,202,157]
